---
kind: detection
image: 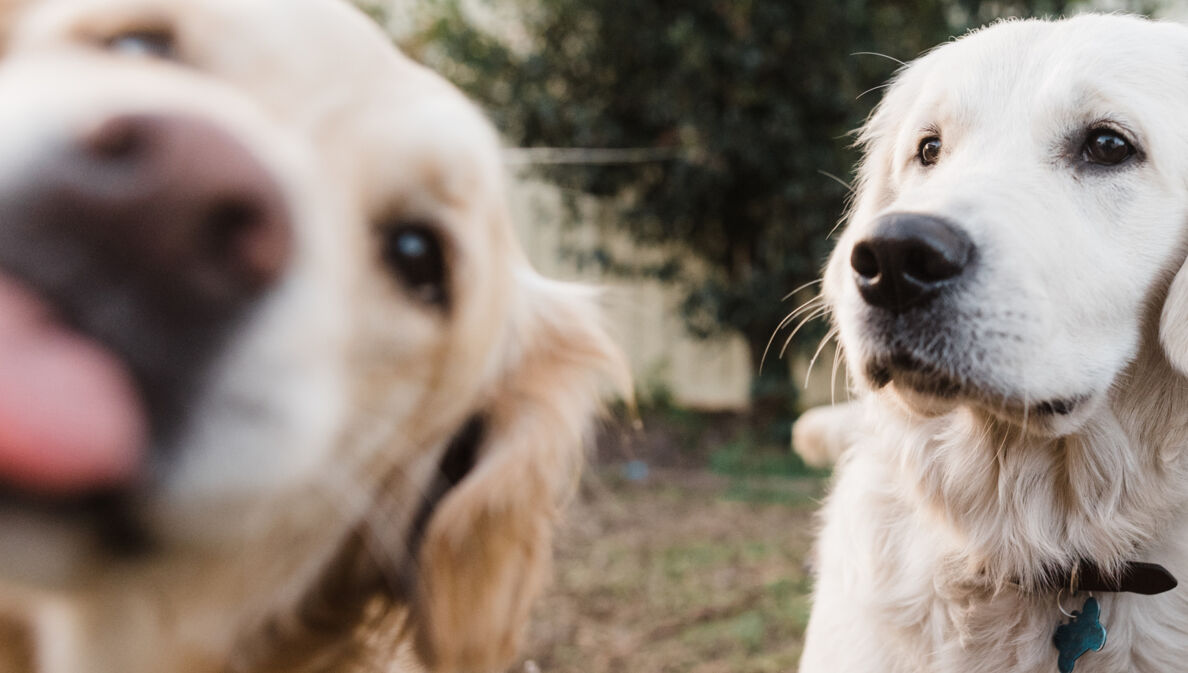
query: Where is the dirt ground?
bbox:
[511,467,826,673]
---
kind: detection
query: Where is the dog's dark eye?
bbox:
[382,225,448,307]
[918,136,942,166]
[1083,129,1134,166]
[105,29,176,59]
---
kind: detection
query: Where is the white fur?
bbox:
[802,15,1188,673]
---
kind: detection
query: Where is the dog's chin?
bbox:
[0,500,140,586]
[866,354,1096,436]
[0,483,282,589]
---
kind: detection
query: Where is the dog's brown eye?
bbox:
[918,136,942,166]
[105,29,176,59]
[383,225,448,307]
[1083,129,1134,166]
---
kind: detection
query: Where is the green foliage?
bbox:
[353,0,389,25]
[419,0,1114,401]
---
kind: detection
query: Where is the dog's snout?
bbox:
[66,113,292,303]
[0,113,304,466]
[850,213,973,312]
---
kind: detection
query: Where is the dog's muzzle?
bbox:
[0,113,291,497]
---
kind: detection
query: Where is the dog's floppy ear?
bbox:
[1160,262,1188,375]
[408,271,628,673]
[235,272,628,673]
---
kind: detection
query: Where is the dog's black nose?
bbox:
[67,113,292,307]
[850,213,973,312]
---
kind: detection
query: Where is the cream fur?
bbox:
[792,401,862,469]
[802,15,1188,673]
[0,1,628,672]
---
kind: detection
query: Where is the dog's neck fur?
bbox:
[880,322,1188,595]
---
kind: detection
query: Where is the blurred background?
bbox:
[361,1,1168,670]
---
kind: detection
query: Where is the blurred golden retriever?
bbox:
[0,1,625,671]
[800,15,1188,673]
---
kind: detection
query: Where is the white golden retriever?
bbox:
[799,15,1188,673]
[0,1,626,672]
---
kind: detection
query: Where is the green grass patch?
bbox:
[709,434,828,479]
[722,478,823,506]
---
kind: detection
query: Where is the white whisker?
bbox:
[851,51,907,66]
[761,295,825,372]
[782,278,824,302]
[856,82,893,101]
[817,170,853,193]
[830,340,845,406]
[779,305,831,358]
[827,214,849,239]
[779,295,825,326]
[805,326,840,389]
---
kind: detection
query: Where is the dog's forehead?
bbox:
[899,17,1188,136]
[9,0,508,227]
[15,0,384,58]
[12,0,462,119]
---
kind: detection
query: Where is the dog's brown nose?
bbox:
[851,213,974,313]
[65,113,292,305]
[0,112,298,463]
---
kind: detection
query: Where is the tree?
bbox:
[419,0,1077,417]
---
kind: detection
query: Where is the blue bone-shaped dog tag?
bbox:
[1052,596,1107,673]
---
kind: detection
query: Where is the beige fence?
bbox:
[509,177,845,411]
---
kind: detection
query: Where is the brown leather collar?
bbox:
[1049,561,1178,596]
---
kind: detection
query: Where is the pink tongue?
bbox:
[0,279,146,495]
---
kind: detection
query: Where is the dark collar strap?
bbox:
[404,415,485,559]
[1052,561,1178,596]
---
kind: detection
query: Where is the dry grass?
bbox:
[511,467,825,673]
